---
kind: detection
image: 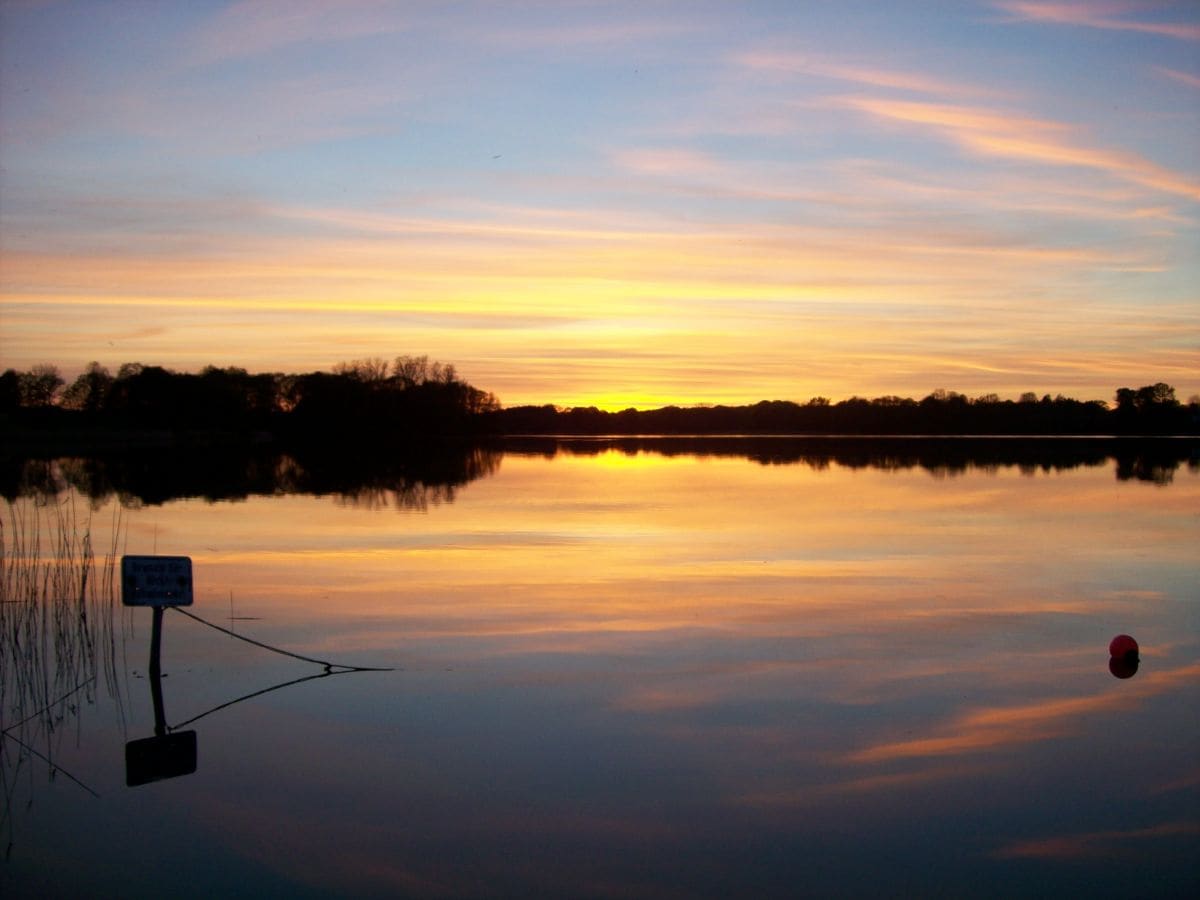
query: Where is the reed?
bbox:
[1,496,125,855]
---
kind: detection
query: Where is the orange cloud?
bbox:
[838,95,1200,202]
[995,2,1200,41]
[1156,66,1200,89]
[993,821,1200,859]
[186,0,412,65]
[825,159,1193,225]
[734,52,977,96]
[482,19,702,50]
[851,661,1200,764]
[610,147,726,178]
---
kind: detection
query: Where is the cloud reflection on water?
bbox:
[3,441,1197,896]
[850,661,1200,764]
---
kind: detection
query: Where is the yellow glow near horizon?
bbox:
[1,3,1197,406]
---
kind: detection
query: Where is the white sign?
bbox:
[122,555,193,607]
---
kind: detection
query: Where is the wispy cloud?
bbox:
[186,0,413,65]
[610,147,726,178]
[1156,66,1200,88]
[734,51,980,97]
[481,18,702,50]
[850,661,1200,764]
[837,95,1200,201]
[993,821,1200,859]
[826,159,1194,226]
[994,1,1200,40]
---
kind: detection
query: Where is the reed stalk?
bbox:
[1,495,125,856]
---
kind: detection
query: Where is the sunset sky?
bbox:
[1,0,1197,409]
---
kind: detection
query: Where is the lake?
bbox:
[2,438,1198,898]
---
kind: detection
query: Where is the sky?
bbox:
[1,0,1197,410]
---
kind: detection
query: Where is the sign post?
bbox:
[121,555,194,608]
[121,555,197,786]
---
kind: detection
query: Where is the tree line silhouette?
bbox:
[1,356,499,444]
[2,358,1197,442]
[492,386,1198,436]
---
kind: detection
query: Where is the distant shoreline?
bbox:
[4,416,1198,461]
[497,432,1200,440]
[4,365,1196,451]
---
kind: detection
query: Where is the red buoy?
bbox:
[1109,655,1139,679]
[1109,634,1139,660]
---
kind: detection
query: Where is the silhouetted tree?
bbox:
[1134,382,1177,409]
[117,362,145,379]
[17,364,64,407]
[1113,383,1187,433]
[61,362,114,413]
[105,365,180,425]
[335,357,390,384]
[287,371,371,430]
[185,366,272,427]
[0,369,20,412]
[392,355,430,387]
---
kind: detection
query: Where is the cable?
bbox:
[170,607,393,673]
[0,677,97,737]
[0,730,100,798]
[169,670,342,731]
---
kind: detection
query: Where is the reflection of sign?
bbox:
[121,556,193,607]
[125,731,197,786]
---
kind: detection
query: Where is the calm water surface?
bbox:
[3,441,1198,898]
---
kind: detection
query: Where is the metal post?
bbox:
[149,607,166,736]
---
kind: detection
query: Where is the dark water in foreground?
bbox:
[2,440,1198,898]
